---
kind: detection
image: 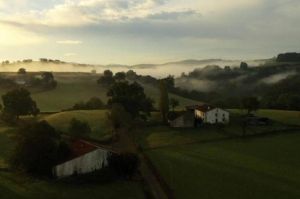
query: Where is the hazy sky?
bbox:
[0,0,299,65]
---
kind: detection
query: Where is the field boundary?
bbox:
[140,151,175,199]
[144,126,300,151]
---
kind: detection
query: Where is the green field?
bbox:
[141,83,200,109]
[0,119,145,199]
[0,171,144,199]
[229,109,300,126]
[139,110,300,199]
[41,110,110,140]
[0,73,200,112]
[147,133,300,199]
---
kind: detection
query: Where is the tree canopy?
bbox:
[2,88,39,119]
[240,62,248,70]
[10,121,70,176]
[276,52,300,62]
[242,97,260,115]
[106,103,132,133]
[107,81,154,119]
[114,72,126,82]
[97,70,115,86]
[159,80,169,123]
[68,118,91,139]
[72,97,105,110]
[169,98,179,111]
[18,68,26,75]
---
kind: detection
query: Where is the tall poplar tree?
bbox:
[159,80,169,123]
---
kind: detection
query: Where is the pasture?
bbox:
[139,110,300,199]
[0,120,145,199]
[229,109,300,126]
[41,110,110,141]
[0,72,200,112]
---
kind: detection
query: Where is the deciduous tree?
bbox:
[2,88,39,120]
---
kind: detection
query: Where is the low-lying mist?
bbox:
[0,59,264,78]
[175,78,216,92]
[260,71,297,84]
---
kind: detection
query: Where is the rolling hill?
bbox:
[0,72,201,112]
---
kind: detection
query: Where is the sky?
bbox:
[0,0,300,65]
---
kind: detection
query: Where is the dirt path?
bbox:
[114,130,171,199]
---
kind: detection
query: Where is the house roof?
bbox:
[57,139,118,165]
[70,139,98,159]
[186,104,216,112]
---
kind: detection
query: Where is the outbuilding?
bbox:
[53,140,115,178]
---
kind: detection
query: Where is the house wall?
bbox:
[195,110,205,119]
[204,108,230,124]
[169,112,194,128]
[53,148,110,178]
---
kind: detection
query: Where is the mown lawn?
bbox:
[147,133,300,199]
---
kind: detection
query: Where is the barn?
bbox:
[53,140,115,178]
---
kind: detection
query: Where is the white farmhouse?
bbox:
[53,140,115,178]
[187,104,230,124]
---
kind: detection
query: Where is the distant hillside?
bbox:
[0,72,200,112]
[276,52,300,62]
[175,61,300,110]
[0,58,267,77]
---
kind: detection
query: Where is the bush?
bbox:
[108,153,140,178]
[72,97,105,110]
[68,118,91,139]
[10,121,70,176]
[106,103,132,131]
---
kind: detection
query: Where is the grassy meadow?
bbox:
[41,110,110,141]
[0,72,299,199]
[147,133,300,199]
[0,72,200,112]
[230,109,300,126]
[0,117,145,199]
[138,110,300,199]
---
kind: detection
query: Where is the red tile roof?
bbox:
[70,139,98,159]
[186,104,216,112]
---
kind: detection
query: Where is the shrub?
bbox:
[68,118,91,139]
[10,121,70,176]
[72,97,105,110]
